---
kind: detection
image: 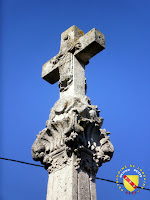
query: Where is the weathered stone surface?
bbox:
[32,96,113,174]
[32,25,114,200]
[42,25,105,99]
[46,153,97,200]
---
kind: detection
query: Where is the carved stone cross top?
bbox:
[42,25,105,98]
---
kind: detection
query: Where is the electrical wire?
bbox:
[0,157,149,191]
[96,177,150,191]
[0,157,44,167]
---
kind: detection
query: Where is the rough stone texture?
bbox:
[32,25,114,200]
[32,96,114,174]
[46,153,97,200]
[41,25,105,99]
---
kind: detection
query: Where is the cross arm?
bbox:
[42,59,59,84]
[42,53,65,84]
[72,28,105,64]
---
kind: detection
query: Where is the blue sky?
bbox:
[1,0,150,199]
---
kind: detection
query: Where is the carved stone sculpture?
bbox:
[32,25,114,200]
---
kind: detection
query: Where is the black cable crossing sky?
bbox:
[0,157,149,191]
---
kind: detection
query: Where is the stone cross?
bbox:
[32,25,114,200]
[42,25,105,98]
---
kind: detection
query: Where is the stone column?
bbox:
[32,96,114,200]
[46,150,97,200]
[32,26,114,200]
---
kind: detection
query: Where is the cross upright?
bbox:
[32,25,114,200]
[42,25,105,98]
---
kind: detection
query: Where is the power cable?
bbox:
[0,157,44,167]
[0,157,149,191]
[96,177,150,191]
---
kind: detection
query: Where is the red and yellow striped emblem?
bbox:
[123,175,139,192]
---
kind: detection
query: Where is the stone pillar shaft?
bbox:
[46,152,96,200]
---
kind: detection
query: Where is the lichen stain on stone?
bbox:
[79,30,84,36]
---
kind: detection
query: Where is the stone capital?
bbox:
[32,96,114,174]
